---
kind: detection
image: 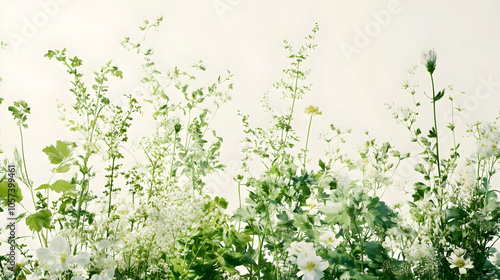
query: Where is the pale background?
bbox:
[1,1,500,216]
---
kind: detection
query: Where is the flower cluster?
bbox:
[288,242,329,280]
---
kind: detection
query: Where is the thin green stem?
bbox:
[351,212,364,272]
[19,128,31,187]
[107,156,117,218]
[303,114,313,171]
[281,63,301,148]
[19,128,37,211]
[169,130,178,180]
[430,74,442,180]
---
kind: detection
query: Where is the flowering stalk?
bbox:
[303,105,322,171]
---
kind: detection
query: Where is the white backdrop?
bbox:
[1,1,500,211]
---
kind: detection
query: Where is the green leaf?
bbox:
[433,89,445,102]
[365,241,385,262]
[292,212,313,231]
[49,180,75,193]
[0,181,23,205]
[42,140,73,165]
[319,159,326,171]
[26,209,52,232]
[427,127,437,138]
[44,50,57,59]
[414,163,426,174]
[214,196,228,209]
[55,163,71,173]
[363,197,397,230]
[35,184,50,191]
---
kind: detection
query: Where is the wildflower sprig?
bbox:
[390,50,500,279]
[1,18,500,280]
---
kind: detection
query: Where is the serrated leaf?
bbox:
[50,180,75,193]
[56,141,72,158]
[42,141,73,165]
[0,181,23,205]
[214,196,228,209]
[26,209,52,232]
[365,241,384,262]
[363,197,397,230]
[35,184,50,191]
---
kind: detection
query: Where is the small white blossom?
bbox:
[319,229,343,248]
[407,242,433,260]
[302,197,320,215]
[36,236,90,273]
[296,253,329,280]
[288,241,315,257]
[448,250,474,275]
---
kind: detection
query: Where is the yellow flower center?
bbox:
[305,261,316,271]
[58,252,67,263]
[454,259,465,268]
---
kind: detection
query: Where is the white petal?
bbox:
[319,260,329,271]
[104,268,115,279]
[36,248,56,263]
[50,262,63,272]
[49,236,70,254]
[69,252,91,266]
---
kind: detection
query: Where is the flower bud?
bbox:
[423,49,437,74]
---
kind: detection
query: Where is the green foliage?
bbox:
[0,181,23,206]
[35,180,75,193]
[25,209,52,232]
[8,100,30,128]
[0,19,499,280]
[389,51,500,279]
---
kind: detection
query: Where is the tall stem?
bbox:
[20,127,36,210]
[430,74,442,180]
[107,156,117,218]
[282,63,301,147]
[303,114,313,171]
[169,130,178,180]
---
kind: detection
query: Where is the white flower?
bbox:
[296,253,329,280]
[116,204,129,215]
[477,123,500,158]
[288,241,315,257]
[382,236,400,252]
[302,197,320,215]
[115,204,131,218]
[407,242,433,260]
[319,229,343,248]
[36,236,90,272]
[449,251,474,274]
[91,268,115,280]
